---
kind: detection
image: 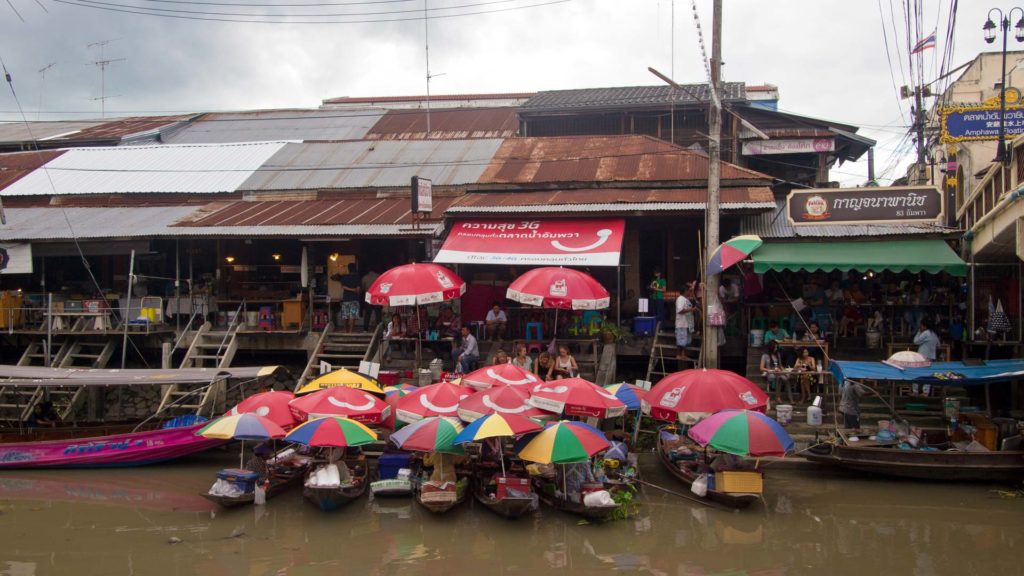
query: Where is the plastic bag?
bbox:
[691,473,708,497]
[254,483,266,506]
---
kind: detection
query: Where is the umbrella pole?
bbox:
[495,438,505,477]
[415,303,422,372]
[239,440,244,469]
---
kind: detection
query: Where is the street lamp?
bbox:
[984,7,1024,164]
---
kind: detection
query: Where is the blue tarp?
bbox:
[831,359,1024,387]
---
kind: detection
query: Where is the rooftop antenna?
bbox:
[423,0,445,137]
[36,62,55,121]
[86,39,125,118]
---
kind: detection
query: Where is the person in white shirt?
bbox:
[485,303,508,341]
[675,283,696,360]
[453,326,480,373]
[913,319,940,361]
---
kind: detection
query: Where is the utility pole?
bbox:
[87,39,124,118]
[703,0,722,368]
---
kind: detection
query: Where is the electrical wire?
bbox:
[59,0,536,19]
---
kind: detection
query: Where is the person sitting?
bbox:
[485,302,508,341]
[511,344,533,371]
[535,351,554,381]
[838,303,864,337]
[760,340,790,403]
[826,280,845,304]
[801,321,826,362]
[913,319,940,362]
[435,305,462,339]
[764,320,790,344]
[548,345,578,380]
[383,312,407,359]
[491,348,510,365]
[452,325,479,373]
[27,401,60,428]
[245,443,274,484]
[406,307,428,339]
[792,347,817,404]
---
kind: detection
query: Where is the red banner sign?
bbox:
[434,219,625,267]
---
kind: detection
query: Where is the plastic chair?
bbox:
[525,322,544,342]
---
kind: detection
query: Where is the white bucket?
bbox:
[806,405,823,426]
[429,358,443,382]
[418,369,433,387]
[866,330,880,349]
[749,329,765,348]
[776,404,793,425]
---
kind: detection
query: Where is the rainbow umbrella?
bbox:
[389,416,465,455]
[384,384,418,398]
[517,420,610,464]
[604,383,647,411]
[296,368,384,395]
[687,410,795,457]
[454,413,542,444]
[197,413,286,441]
[705,234,762,277]
[284,416,378,448]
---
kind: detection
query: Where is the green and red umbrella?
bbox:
[517,420,610,464]
[284,416,379,448]
[705,234,763,277]
[686,409,795,457]
[388,416,465,454]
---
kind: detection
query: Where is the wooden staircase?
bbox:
[18,338,70,367]
[296,326,378,388]
[156,322,241,417]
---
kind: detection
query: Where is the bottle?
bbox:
[807,404,823,426]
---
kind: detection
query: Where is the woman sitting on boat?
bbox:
[246,443,273,483]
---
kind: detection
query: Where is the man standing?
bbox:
[337,263,361,333]
[452,325,479,373]
[913,319,940,361]
[838,381,871,430]
[360,267,380,332]
[675,283,695,361]
[648,268,666,324]
[485,302,507,341]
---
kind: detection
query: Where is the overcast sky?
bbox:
[0,0,1010,185]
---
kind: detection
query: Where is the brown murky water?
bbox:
[1,451,1022,576]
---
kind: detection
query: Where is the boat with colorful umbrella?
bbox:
[517,420,619,520]
[395,382,471,424]
[287,387,391,425]
[461,363,541,390]
[285,417,377,511]
[454,413,542,519]
[389,417,469,513]
[705,234,763,277]
[197,413,308,509]
[295,368,384,395]
[687,409,795,458]
[528,377,627,419]
[457,385,552,422]
[228,390,299,430]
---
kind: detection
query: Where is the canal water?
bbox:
[1,451,1021,576]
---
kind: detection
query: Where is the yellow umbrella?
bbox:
[295,368,385,395]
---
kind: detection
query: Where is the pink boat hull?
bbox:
[0,423,227,469]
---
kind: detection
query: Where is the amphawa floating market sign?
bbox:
[941,90,1024,143]
[787,186,943,226]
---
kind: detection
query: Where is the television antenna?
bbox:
[86,39,125,118]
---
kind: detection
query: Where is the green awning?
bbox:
[751,239,968,276]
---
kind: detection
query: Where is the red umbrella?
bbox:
[457,385,553,422]
[641,368,769,425]
[288,387,391,425]
[365,262,465,307]
[528,377,626,419]
[395,382,472,424]
[506,266,610,310]
[461,363,542,390]
[228,390,299,430]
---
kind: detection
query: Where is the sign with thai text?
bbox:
[786,186,943,226]
[742,138,834,156]
[433,219,626,266]
[941,91,1024,143]
[411,176,433,214]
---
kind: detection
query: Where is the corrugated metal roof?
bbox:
[477,136,771,185]
[0,150,65,191]
[165,109,384,144]
[448,202,774,214]
[0,142,289,196]
[177,196,457,227]
[365,108,519,140]
[520,84,746,113]
[0,206,440,240]
[0,121,108,143]
[68,116,190,142]
[447,187,773,214]
[741,200,953,238]
[323,93,536,105]
[238,139,503,191]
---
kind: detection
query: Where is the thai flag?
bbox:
[911,30,936,54]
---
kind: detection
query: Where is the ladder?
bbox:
[295,326,377,388]
[18,337,71,367]
[645,322,698,384]
[156,322,240,417]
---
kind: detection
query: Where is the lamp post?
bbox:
[984,7,1024,164]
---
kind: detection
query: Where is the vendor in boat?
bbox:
[558,461,596,501]
[838,381,872,431]
[423,452,465,485]
[27,401,60,428]
[246,443,273,484]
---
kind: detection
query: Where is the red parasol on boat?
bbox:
[228,390,299,430]
[287,386,391,425]
[395,382,472,424]
[457,385,553,422]
[527,377,626,419]
[641,368,769,425]
[461,363,542,390]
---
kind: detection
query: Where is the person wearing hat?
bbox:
[246,443,273,484]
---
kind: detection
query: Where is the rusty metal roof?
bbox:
[365,107,519,140]
[323,93,536,105]
[477,135,771,185]
[0,121,108,144]
[61,116,190,142]
[520,84,746,113]
[0,150,65,190]
[165,109,383,144]
[447,187,774,214]
[177,195,457,227]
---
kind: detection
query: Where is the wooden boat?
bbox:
[657,430,761,510]
[802,437,1024,482]
[370,451,414,497]
[303,460,369,511]
[415,477,468,514]
[531,476,619,521]
[202,462,307,509]
[472,474,535,520]
[0,422,227,469]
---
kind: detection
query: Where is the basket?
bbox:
[715,470,763,494]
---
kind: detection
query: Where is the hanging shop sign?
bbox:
[411,176,433,214]
[787,186,943,226]
[742,138,834,156]
[0,243,32,274]
[941,89,1024,143]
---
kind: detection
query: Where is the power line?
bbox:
[61,0,535,18]
[136,0,414,5]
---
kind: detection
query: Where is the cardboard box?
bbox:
[715,470,763,494]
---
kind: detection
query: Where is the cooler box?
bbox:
[634,316,657,336]
[378,453,412,480]
[378,371,399,386]
[496,476,530,499]
[715,470,763,494]
[217,468,260,492]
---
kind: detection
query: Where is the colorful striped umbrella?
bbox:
[296,368,384,395]
[287,386,391,425]
[196,413,286,441]
[389,416,465,454]
[284,416,378,448]
[705,235,763,277]
[517,420,610,464]
[228,390,298,430]
[687,410,795,457]
[383,384,418,398]
[453,413,543,444]
[603,383,647,411]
